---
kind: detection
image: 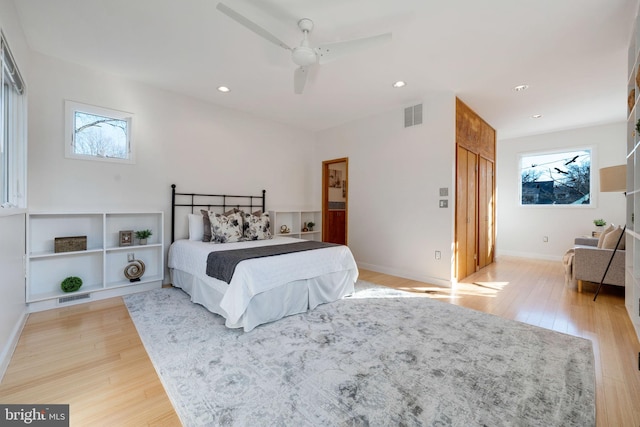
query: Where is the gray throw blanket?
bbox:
[206,241,339,284]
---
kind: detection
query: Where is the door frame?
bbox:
[322,158,348,244]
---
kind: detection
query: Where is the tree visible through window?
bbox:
[74,111,128,158]
[65,101,133,163]
[520,149,591,205]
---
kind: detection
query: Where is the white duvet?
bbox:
[168,237,358,327]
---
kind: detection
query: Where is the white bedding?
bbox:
[168,237,358,330]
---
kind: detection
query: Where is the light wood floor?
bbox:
[1,256,639,426]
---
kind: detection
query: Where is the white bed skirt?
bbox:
[170,268,355,331]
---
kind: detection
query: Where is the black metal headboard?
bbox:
[171,184,266,243]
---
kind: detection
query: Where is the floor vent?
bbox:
[59,293,90,304]
[404,103,423,128]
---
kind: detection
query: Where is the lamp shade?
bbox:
[599,165,626,192]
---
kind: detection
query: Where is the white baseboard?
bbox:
[495,250,562,262]
[0,311,28,383]
[357,262,452,288]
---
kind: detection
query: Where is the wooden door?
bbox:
[465,149,478,276]
[455,98,495,281]
[478,157,495,268]
[456,146,478,280]
[327,210,346,244]
[322,158,348,245]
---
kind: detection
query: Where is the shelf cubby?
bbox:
[26,211,164,311]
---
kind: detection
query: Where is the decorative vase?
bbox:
[139,238,147,245]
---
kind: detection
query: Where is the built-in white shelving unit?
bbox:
[26,212,164,312]
[626,6,640,343]
[270,210,322,241]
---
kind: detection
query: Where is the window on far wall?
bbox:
[0,31,27,210]
[64,100,134,163]
[519,148,592,206]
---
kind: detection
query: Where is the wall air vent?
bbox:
[404,103,423,128]
[58,293,90,304]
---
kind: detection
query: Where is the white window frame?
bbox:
[518,146,594,207]
[64,100,134,164]
[0,30,27,214]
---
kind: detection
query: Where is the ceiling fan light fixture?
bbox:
[217,86,231,93]
[292,46,317,67]
[514,84,529,92]
[393,81,406,88]
[216,2,392,94]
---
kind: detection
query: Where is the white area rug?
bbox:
[124,282,595,427]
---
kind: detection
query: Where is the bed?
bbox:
[168,185,359,331]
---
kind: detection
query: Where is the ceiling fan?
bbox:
[216,2,392,94]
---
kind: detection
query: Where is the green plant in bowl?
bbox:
[61,276,82,293]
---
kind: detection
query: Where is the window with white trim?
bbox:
[65,100,134,163]
[519,148,592,206]
[0,31,27,210]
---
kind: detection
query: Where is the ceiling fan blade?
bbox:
[216,3,291,51]
[316,32,392,65]
[294,67,308,94]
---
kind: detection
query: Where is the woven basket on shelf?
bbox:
[54,236,87,253]
[629,89,636,114]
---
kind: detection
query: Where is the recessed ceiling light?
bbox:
[217,86,230,93]
[393,81,406,88]
[531,114,543,119]
[514,84,529,92]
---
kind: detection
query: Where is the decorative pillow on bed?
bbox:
[201,208,239,242]
[188,213,204,241]
[208,210,244,243]
[243,211,272,240]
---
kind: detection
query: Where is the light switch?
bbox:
[439,200,448,208]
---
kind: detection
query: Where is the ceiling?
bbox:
[12,0,639,139]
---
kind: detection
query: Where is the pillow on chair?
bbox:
[602,226,625,250]
[597,225,614,248]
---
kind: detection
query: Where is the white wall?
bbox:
[27,51,316,247]
[0,0,30,380]
[314,92,456,286]
[496,122,626,260]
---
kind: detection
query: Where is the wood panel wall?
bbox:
[456,98,495,161]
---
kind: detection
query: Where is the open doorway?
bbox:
[322,158,348,245]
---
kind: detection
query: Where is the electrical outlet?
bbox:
[127,253,135,262]
[543,236,548,243]
[435,251,441,260]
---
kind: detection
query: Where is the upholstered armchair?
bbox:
[573,235,625,292]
